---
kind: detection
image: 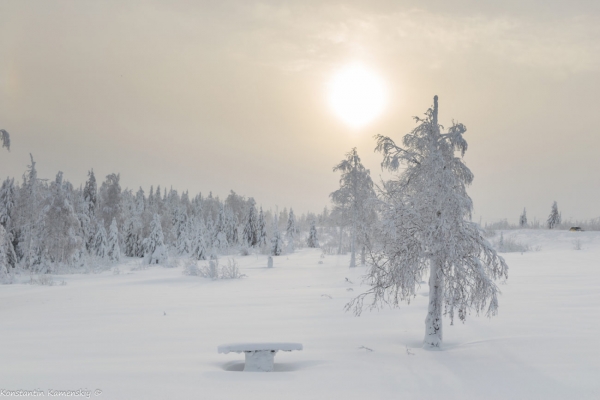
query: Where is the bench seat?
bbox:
[218,342,303,372]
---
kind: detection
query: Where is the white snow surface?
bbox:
[218,343,303,353]
[1,229,599,399]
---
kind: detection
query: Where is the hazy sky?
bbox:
[1,0,599,223]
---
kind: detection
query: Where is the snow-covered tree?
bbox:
[243,199,259,247]
[330,148,376,268]
[190,217,208,260]
[0,178,15,228]
[98,173,121,231]
[0,224,16,282]
[83,169,97,216]
[124,217,141,257]
[271,216,283,256]
[1,129,9,152]
[286,208,296,253]
[547,201,561,229]
[307,220,319,248]
[107,218,121,262]
[94,223,108,259]
[348,96,508,349]
[519,208,528,228]
[15,154,47,271]
[144,214,167,264]
[174,207,190,254]
[42,172,81,264]
[257,207,268,248]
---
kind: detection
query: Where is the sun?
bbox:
[328,63,387,129]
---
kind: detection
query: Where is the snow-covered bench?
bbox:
[218,342,303,372]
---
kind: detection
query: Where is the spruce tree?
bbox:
[0,224,16,282]
[124,217,140,257]
[257,207,268,248]
[307,220,319,248]
[145,214,167,264]
[94,223,108,259]
[1,129,9,152]
[547,201,561,229]
[107,218,121,262]
[271,216,283,256]
[243,199,258,247]
[519,208,528,228]
[286,208,296,253]
[83,169,97,216]
[190,217,208,260]
[0,178,15,228]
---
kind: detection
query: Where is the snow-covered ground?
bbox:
[1,230,599,399]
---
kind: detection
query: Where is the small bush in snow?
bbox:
[183,259,200,276]
[220,258,245,279]
[497,233,530,253]
[191,257,245,279]
[30,274,66,286]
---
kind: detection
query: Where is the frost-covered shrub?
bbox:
[220,258,245,279]
[30,274,66,286]
[183,259,200,276]
[193,257,245,279]
[496,233,530,253]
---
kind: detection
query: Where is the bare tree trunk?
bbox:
[360,245,366,266]
[337,227,343,255]
[349,219,356,268]
[424,258,443,348]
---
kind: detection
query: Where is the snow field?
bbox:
[1,230,599,399]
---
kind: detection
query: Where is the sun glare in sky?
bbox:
[328,63,387,129]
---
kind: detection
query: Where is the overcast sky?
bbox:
[1,0,599,223]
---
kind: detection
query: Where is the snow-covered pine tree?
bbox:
[348,96,508,349]
[190,217,208,260]
[42,172,81,265]
[0,178,15,228]
[286,208,296,253]
[98,173,121,232]
[257,207,267,248]
[83,169,97,217]
[144,214,167,264]
[547,201,561,229]
[107,218,121,262]
[307,220,319,248]
[94,223,108,259]
[225,207,238,246]
[0,225,11,283]
[271,216,283,256]
[124,217,141,257]
[330,148,376,268]
[213,206,229,251]
[519,208,528,228]
[279,208,288,230]
[1,129,9,152]
[243,199,258,247]
[0,224,17,282]
[174,207,190,254]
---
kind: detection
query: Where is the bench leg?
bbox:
[244,350,276,372]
